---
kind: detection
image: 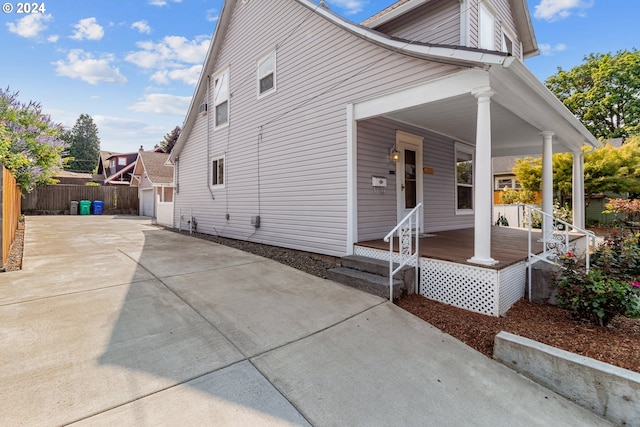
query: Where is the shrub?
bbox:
[553,234,640,326]
[603,198,640,226]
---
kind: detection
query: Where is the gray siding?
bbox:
[357,117,474,241]
[492,0,522,58]
[472,0,522,58]
[175,0,463,256]
[375,0,460,45]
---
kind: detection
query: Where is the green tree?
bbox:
[512,137,640,203]
[0,88,67,192]
[66,114,100,172]
[546,49,640,139]
[160,125,181,153]
[512,157,542,192]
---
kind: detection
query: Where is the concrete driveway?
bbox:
[0,215,610,426]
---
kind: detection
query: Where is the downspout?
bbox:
[207,75,215,200]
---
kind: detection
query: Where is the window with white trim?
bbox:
[257,50,276,97]
[213,69,229,128]
[479,3,495,50]
[495,177,521,190]
[501,32,514,55]
[455,144,474,213]
[117,156,127,166]
[211,155,225,187]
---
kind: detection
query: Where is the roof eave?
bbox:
[170,0,235,162]
[171,0,508,161]
[361,0,431,29]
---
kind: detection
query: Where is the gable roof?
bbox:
[133,151,174,185]
[361,0,539,58]
[361,0,424,27]
[171,0,509,162]
[171,0,596,162]
[104,162,136,185]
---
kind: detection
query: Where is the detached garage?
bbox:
[130,150,174,226]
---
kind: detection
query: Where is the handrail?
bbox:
[383,203,422,301]
[526,205,597,301]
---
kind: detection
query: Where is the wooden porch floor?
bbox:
[356,227,545,271]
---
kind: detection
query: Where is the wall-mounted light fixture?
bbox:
[389,146,400,162]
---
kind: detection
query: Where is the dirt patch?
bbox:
[3,218,24,272]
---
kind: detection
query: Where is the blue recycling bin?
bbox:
[92,200,104,215]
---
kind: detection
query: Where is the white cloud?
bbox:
[126,36,209,69]
[131,20,151,34]
[329,0,366,15]
[6,14,52,38]
[47,34,59,43]
[538,43,567,56]
[128,93,191,115]
[54,50,127,85]
[206,8,219,22]
[148,0,183,6]
[151,65,202,85]
[93,115,147,130]
[71,17,104,41]
[534,0,594,22]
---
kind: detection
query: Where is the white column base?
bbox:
[467,256,498,266]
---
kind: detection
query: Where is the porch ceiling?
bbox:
[358,63,598,157]
[384,94,546,157]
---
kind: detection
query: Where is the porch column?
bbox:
[468,88,497,266]
[541,131,555,241]
[572,150,585,229]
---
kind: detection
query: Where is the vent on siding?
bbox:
[199,102,208,115]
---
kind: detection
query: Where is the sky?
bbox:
[1,0,638,154]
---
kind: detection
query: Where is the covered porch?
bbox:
[346,61,600,266]
[344,61,599,316]
[356,226,544,271]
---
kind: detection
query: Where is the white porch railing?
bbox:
[383,203,422,301]
[527,205,597,300]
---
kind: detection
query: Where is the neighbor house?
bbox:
[169,0,599,315]
[130,149,174,227]
[97,151,138,186]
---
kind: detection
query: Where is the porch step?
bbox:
[326,255,416,300]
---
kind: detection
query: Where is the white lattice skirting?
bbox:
[353,246,525,316]
[420,258,526,316]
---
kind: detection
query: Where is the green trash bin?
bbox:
[79,200,91,215]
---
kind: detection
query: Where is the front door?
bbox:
[396,131,424,231]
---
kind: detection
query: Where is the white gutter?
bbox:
[362,0,432,29]
[296,0,507,66]
[502,58,600,148]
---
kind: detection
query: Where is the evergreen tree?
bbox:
[66,114,100,172]
[160,126,181,153]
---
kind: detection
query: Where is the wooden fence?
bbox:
[22,185,139,215]
[1,166,21,269]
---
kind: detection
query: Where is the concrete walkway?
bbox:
[0,216,610,426]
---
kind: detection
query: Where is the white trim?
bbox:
[297,0,507,66]
[353,69,490,120]
[209,153,226,189]
[478,2,496,51]
[213,67,229,129]
[460,0,470,47]
[257,49,277,98]
[572,151,585,229]
[396,131,424,230]
[346,104,357,255]
[454,142,474,215]
[362,0,433,28]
